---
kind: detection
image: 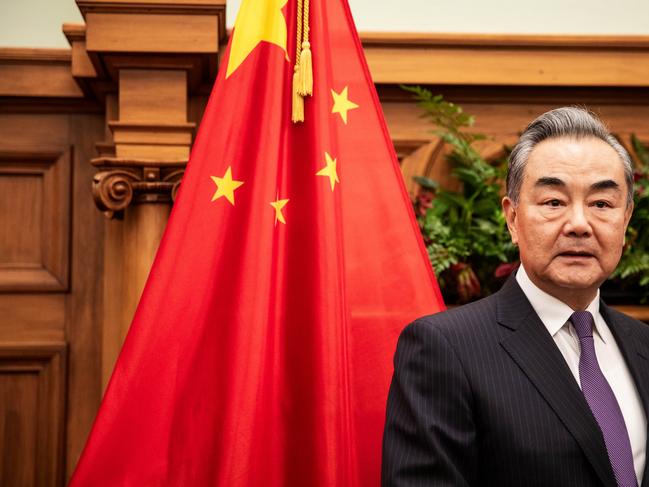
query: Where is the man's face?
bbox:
[502,136,633,302]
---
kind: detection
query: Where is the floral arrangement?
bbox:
[609,135,649,302]
[405,86,518,303]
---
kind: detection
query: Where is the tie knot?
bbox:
[570,311,595,340]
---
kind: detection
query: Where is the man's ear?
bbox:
[622,200,634,246]
[502,196,519,245]
[624,200,634,229]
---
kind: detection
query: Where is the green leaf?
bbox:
[413,175,439,190]
[453,167,483,187]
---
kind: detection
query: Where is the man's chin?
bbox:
[539,262,604,290]
[544,273,602,292]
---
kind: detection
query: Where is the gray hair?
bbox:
[506,107,634,206]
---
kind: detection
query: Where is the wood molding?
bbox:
[360,32,649,87]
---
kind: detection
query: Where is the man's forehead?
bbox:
[524,136,625,177]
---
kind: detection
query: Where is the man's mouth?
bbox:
[557,251,595,258]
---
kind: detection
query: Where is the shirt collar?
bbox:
[515,264,607,343]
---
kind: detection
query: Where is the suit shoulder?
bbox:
[405,293,499,338]
[605,305,649,339]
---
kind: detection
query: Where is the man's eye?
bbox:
[593,200,611,209]
[544,199,562,207]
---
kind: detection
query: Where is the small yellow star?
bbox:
[331,86,359,124]
[210,166,244,205]
[270,197,289,225]
[316,152,339,191]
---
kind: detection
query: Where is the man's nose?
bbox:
[563,204,592,236]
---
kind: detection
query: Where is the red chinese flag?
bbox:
[70,0,444,484]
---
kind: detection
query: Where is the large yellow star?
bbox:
[270,197,289,225]
[331,86,359,124]
[316,152,339,192]
[210,166,244,205]
[226,0,288,78]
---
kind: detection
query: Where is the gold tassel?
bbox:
[298,41,313,96]
[292,67,304,123]
[291,0,304,123]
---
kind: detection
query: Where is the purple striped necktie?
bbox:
[570,311,637,487]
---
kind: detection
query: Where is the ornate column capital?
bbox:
[91,157,185,218]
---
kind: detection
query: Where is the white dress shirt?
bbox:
[516,265,647,483]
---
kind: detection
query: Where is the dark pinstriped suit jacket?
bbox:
[382,276,649,486]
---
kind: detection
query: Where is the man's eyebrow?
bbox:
[533,177,621,192]
[534,176,565,188]
[591,179,620,192]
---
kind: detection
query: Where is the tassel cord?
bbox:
[298,0,313,96]
[292,0,305,123]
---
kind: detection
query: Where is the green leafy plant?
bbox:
[405,86,518,303]
[610,135,649,300]
[407,87,649,304]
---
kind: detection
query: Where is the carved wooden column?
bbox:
[69,0,226,388]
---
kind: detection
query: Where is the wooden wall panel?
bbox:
[0,295,65,343]
[0,151,71,291]
[0,344,66,487]
[0,372,39,486]
[64,114,105,479]
[0,174,43,264]
[0,108,105,484]
[0,114,72,487]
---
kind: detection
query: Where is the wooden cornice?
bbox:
[0,47,88,105]
[62,23,87,43]
[360,32,649,49]
[0,48,72,63]
[76,0,227,42]
[77,0,226,14]
[6,32,649,107]
[360,32,649,87]
[68,1,223,95]
[0,47,104,112]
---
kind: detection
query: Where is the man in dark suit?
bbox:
[382,107,649,486]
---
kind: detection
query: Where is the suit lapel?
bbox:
[601,303,649,487]
[496,278,617,487]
